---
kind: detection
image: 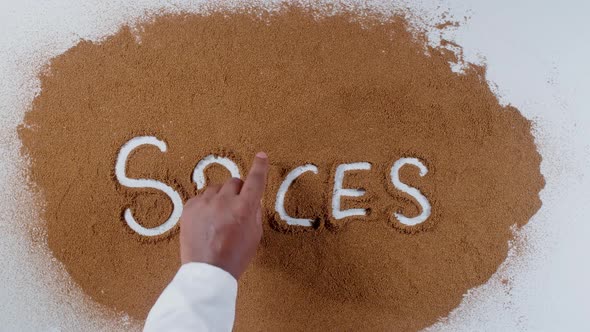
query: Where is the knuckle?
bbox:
[185,196,200,207]
[234,202,251,219]
[212,221,228,233]
[235,211,248,221]
[248,171,263,182]
[228,177,243,185]
[212,198,225,210]
[224,178,243,192]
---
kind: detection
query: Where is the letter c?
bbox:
[275,164,318,227]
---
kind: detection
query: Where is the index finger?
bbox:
[240,152,269,205]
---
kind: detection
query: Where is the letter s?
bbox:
[390,158,431,226]
[115,136,183,237]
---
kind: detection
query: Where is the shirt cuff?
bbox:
[177,262,238,291]
[144,262,238,332]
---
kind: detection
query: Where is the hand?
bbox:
[180,152,269,279]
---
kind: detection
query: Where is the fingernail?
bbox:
[256,151,268,159]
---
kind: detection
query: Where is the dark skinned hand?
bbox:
[179,152,269,280]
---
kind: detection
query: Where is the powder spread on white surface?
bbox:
[16,3,545,331]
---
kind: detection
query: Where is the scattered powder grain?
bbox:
[18,5,544,331]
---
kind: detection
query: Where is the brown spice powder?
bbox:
[18,6,544,331]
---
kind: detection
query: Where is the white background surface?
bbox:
[0,0,589,331]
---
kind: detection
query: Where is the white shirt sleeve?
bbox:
[143,262,238,332]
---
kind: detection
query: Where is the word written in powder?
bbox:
[115,136,431,236]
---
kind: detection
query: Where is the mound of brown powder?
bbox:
[18,5,544,331]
